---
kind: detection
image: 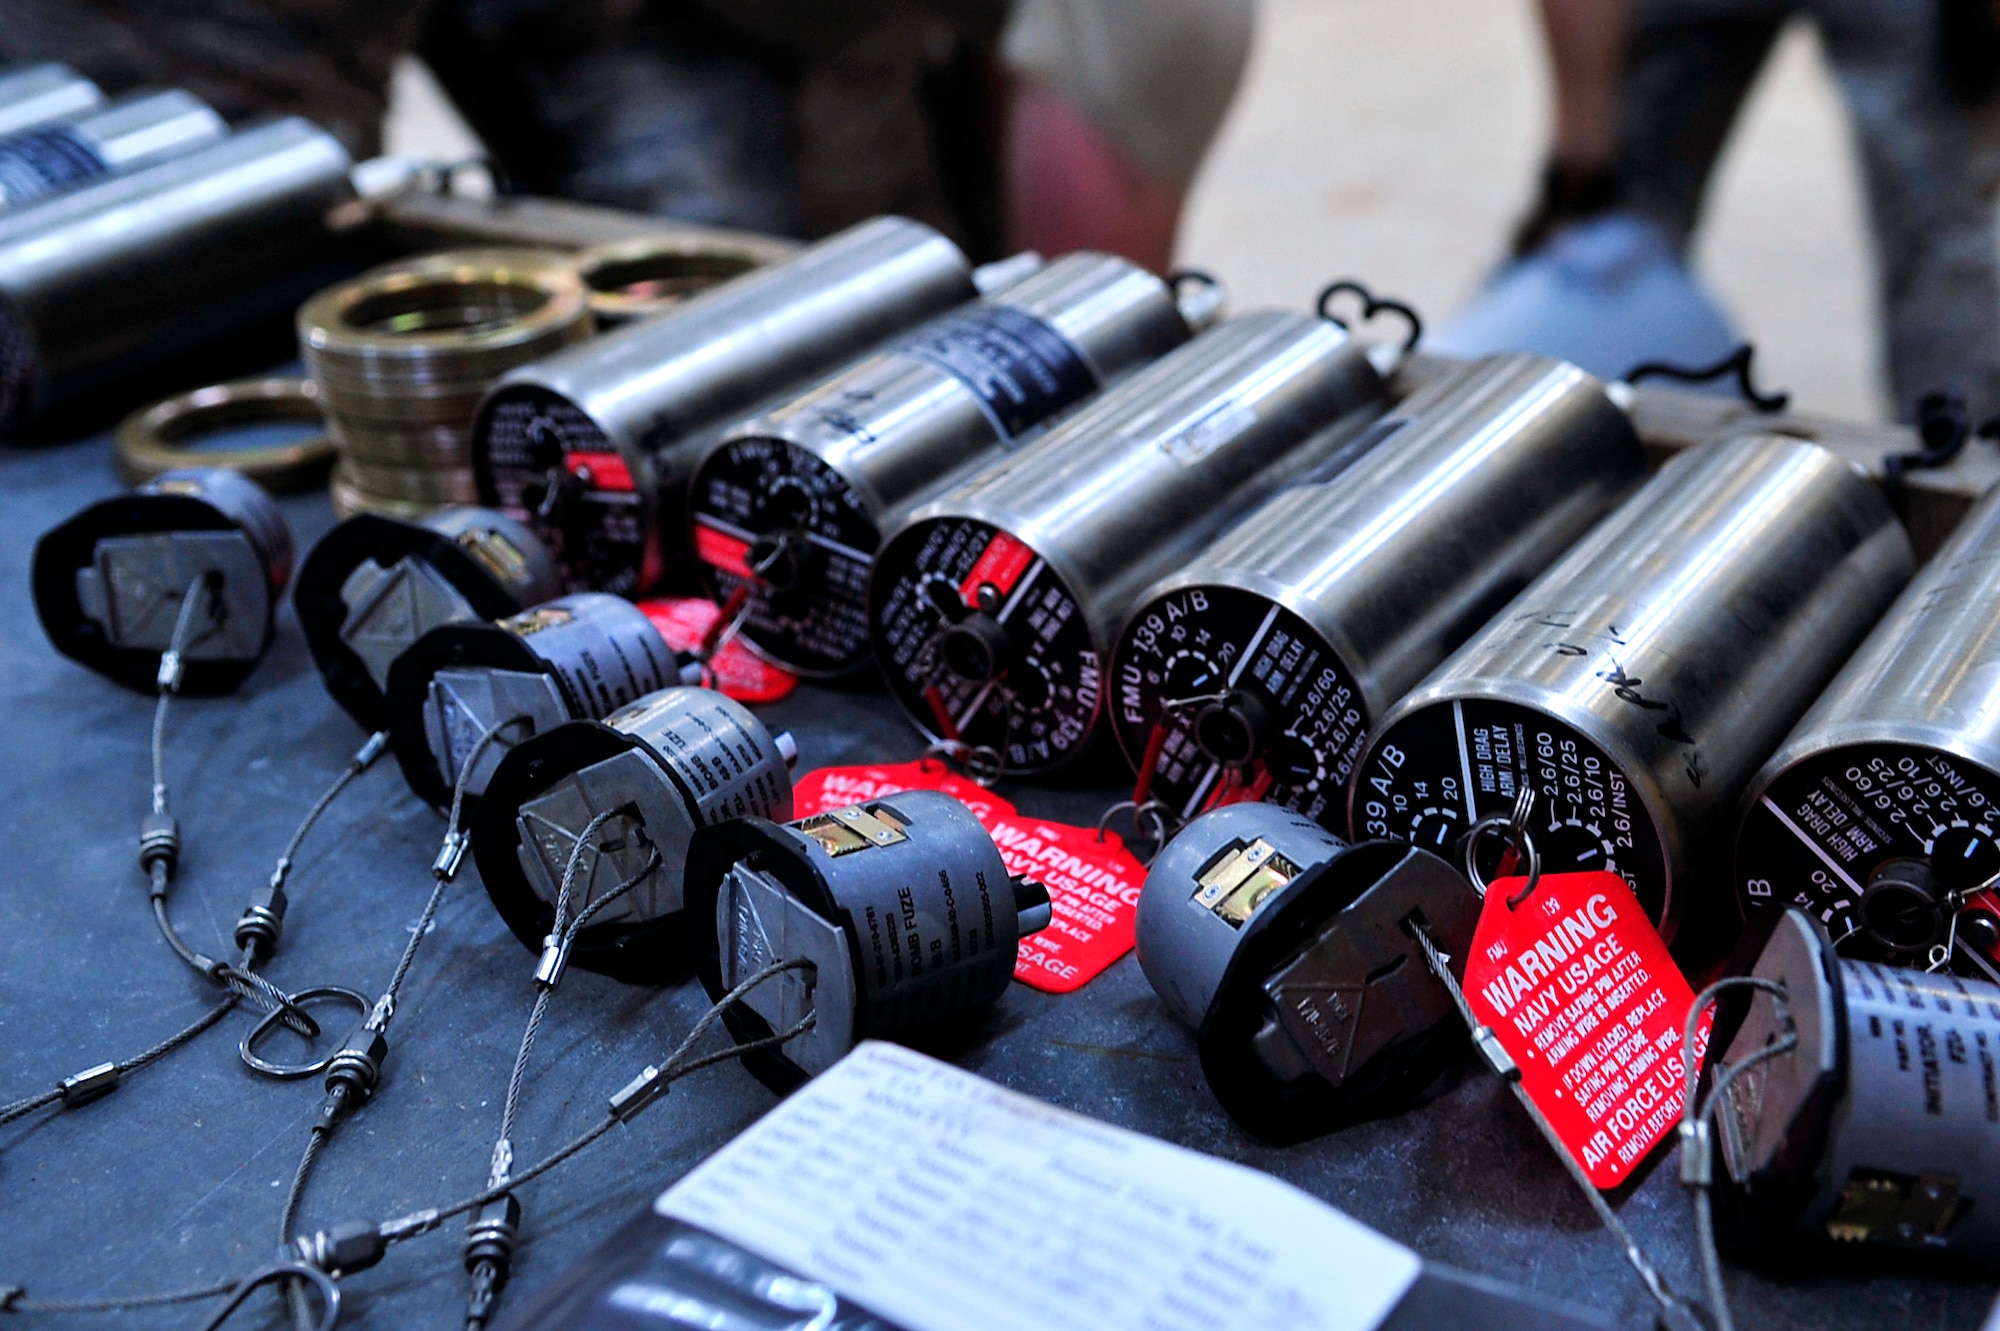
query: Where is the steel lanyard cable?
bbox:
[0,957,818,1324]
[465,812,664,1330]
[1,589,391,1130]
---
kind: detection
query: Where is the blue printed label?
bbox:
[892,303,1097,442]
[0,124,108,207]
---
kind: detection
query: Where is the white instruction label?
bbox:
[657,1041,1420,1331]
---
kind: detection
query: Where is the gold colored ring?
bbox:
[114,378,333,491]
[297,247,591,394]
[577,233,789,325]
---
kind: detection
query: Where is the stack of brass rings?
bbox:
[114,378,334,491]
[575,233,789,326]
[298,248,592,518]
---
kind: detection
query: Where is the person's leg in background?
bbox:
[1816,0,2000,419]
[1512,0,1630,254]
[1000,0,1254,272]
[1613,0,1791,250]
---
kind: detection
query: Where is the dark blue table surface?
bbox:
[0,431,1991,1331]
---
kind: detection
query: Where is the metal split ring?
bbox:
[1462,785,1543,908]
[114,378,334,491]
[1096,799,1175,859]
[197,1264,339,1331]
[241,986,372,1079]
[921,740,1005,789]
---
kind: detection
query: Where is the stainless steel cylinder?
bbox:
[0,117,356,429]
[868,311,1390,775]
[0,90,226,210]
[687,251,1192,676]
[0,65,102,138]
[32,466,292,694]
[1134,800,1479,1143]
[1713,908,2000,1264]
[1111,354,1644,835]
[1351,433,1916,938]
[472,685,797,983]
[1735,483,2000,971]
[470,215,977,595]
[294,506,562,731]
[684,788,1050,1089]
[384,590,689,809]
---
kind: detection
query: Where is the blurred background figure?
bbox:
[0,0,1255,270]
[1436,0,2000,422]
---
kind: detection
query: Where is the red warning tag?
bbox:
[1462,871,1710,1189]
[959,530,1035,605]
[634,597,797,705]
[793,762,1144,994]
[566,449,635,493]
[985,810,1142,995]
[793,760,1014,826]
[693,522,755,579]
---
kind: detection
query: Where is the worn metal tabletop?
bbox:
[0,430,1992,1331]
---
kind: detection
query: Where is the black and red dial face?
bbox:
[1354,698,1671,924]
[1110,585,1369,833]
[688,437,880,675]
[476,386,656,596]
[1736,743,2000,964]
[869,517,1101,773]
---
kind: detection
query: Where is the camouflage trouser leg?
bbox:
[1817,0,2000,418]
[1621,0,2000,420]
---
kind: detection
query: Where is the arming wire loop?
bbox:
[1315,279,1423,352]
[1623,343,1789,413]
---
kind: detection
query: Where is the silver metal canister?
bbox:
[0,90,226,210]
[31,467,292,694]
[867,311,1391,776]
[1135,800,1477,1143]
[683,788,1052,1088]
[472,686,798,983]
[0,65,102,139]
[686,252,1194,676]
[293,506,562,731]
[470,215,979,595]
[1351,433,1916,939]
[384,591,691,809]
[0,117,356,429]
[1735,484,2000,977]
[1712,908,2000,1264]
[1111,354,1643,836]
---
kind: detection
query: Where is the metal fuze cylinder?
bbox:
[32,466,292,693]
[384,591,695,810]
[0,117,356,429]
[1735,482,2000,978]
[1110,353,1643,836]
[867,311,1391,776]
[473,686,797,982]
[1136,801,1476,1144]
[0,90,226,211]
[294,507,562,731]
[0,64,102,139]
[686,251,1195,676]
[683,788,1052,1089]
[470,215,979,595]
[1711,908,2000,1264]
[1351,433,1915,940]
